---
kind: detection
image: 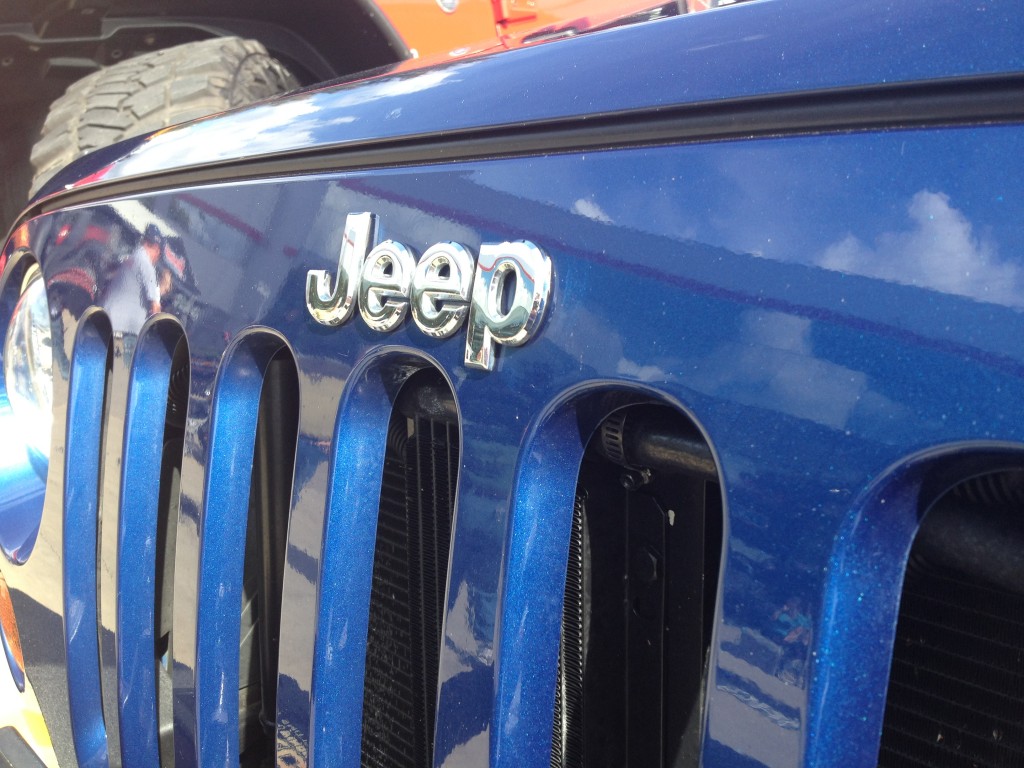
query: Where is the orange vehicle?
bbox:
[379,0,684,62]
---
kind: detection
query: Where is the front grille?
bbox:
[361,370,459,768]
[54,302,462,768]
[57,322,299,768]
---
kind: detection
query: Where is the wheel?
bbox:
[29,36,299,196]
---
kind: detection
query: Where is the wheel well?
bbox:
[0,0,406,233]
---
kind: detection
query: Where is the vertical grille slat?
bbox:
[62,313,112,768]
[191,341,298,768]
[116,325,187,768]
[361,373,459,768]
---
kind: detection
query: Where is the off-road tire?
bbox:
[29,36,298,196]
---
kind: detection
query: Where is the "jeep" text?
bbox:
[306,213,552,371]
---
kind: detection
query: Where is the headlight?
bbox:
[3,268,53,459]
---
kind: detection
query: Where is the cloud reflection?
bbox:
[690,309,914,432]
[818,190,1021,308]
[571,198,612,223]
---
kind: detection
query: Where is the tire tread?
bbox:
[29,36,298,195]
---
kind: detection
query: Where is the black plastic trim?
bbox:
[0,727,46,768]
[27,73,1024,220]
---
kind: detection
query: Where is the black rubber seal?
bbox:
[24,73,1024,222]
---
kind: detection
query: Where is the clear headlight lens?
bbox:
[3,270,53,458]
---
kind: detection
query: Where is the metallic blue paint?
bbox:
[14,126,1024,768]
[809,446,1024,768]
[310,349,422,767]
[117,320,185,768]
[490,391,600,767]
[191,331,290,768]
[1,2,1022,767]
[63,309,111,768]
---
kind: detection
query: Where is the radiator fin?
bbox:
[552,492,586,768]
[878,558,1024,768]
[362,399,458,768]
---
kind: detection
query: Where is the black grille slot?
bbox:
[240,350,300,765]
[155,334,189,768]
[553,405,721,768]
[878,478,1024,768]
[361,370,458,768]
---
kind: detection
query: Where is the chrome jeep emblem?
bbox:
[307,213,552,371]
